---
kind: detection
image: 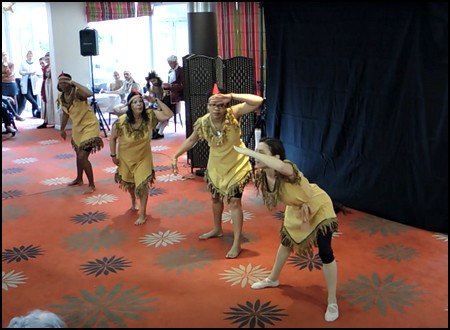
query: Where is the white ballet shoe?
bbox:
[251,278,279,289]
[325,303,339,322]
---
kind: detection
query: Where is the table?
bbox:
[88,93,122,113]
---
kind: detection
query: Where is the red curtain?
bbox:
[216,2,265,96]
[85,2,136,23]
[86,2,152,22]
[137,2,153,17]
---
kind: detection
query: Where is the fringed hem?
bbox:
[280,217,338,256]
[205,170,253,202]
[72,137,104,154]
[114,170,155,197]
[135,172,155,197]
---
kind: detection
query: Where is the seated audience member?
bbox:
[144,70,164,110]
[153,55,184,139]
[2,99,17,135]
[102,70,141,117]
[145,70,164,99]
[109,71,124,91]
[6,309,67,328]
[2,95,25,121]
[145,71,167,139]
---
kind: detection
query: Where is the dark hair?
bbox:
[145,71,162,90]
[145,71,158,81]
[57,73,72,92]
[259,137,286,160]
[58,72,72,80]
[126,90,150,124]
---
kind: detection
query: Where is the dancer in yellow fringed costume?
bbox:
[109,90,173,225]
[234,137,340,322]
[171,90,263,258]
[57,73,104,194]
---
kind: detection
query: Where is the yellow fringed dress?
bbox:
[114,109,158,197]
[255,160,338,255]
[194,108,253,201]
[58,93,103,153]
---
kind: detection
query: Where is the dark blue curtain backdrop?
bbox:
[263,2,448,233]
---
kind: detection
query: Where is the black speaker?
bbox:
[79,29,99,56]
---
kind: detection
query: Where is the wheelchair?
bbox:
[2,99,17,136]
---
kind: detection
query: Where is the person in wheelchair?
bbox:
[2,94,25,122]
[2,98,17,136]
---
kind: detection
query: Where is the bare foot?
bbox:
[68,180,83,186]
[134,217,147,225]
[130,201,139,211]
[83,186,96,194]
[199,229,224,240]
[226,246,241,259]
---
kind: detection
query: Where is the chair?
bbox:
[172,109,183,132]
[2,98,18,131]
[108,112,117,125]
[2,104,17,136]
[170,101,184,132]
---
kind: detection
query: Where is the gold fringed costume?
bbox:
[114,109,158,197]
[255,160,338,256]
[57,92,103,153]
[194,108,253,201]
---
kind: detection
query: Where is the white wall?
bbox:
[47,2,91,127]
[48,3,91,86]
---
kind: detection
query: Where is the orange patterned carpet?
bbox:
[2,117,448,328]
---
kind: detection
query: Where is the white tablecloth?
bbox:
[88,94,122,113]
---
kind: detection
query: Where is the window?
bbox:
[88,3,188,88]
[2,2,49,66]
[150,4,189,80]
[88,16,151,86]
[2,2,189,89]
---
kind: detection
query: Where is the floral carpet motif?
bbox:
[2,120,448,328]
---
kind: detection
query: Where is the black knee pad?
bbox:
[319,249,335,264]
[317,229,335,264]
